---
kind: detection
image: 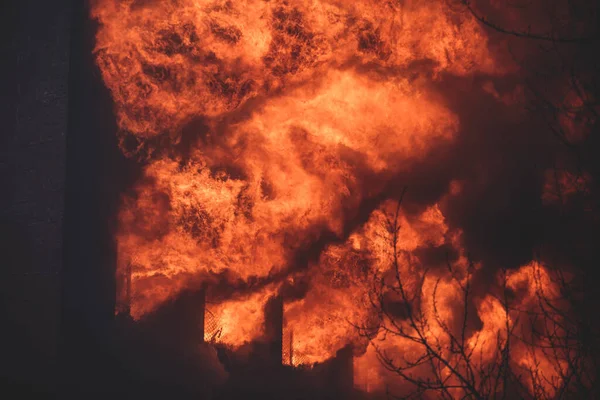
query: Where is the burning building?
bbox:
[52,0,600,399]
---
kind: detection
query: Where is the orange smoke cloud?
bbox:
[89,0,576,396]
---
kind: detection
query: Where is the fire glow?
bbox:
[91,0,582,396]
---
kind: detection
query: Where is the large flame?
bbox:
[91,0,575,396]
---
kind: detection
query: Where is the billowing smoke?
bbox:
[91,0,597,396]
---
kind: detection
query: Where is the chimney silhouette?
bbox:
[124,262,132,317]
[333,344,354,394]
[264,294,283,365]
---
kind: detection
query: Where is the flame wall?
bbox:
[90,0,591,396]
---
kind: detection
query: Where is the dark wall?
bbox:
[60,0,134,394]
[0,0,130,395]
[0,0,71,394]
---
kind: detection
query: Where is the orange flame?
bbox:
[90,0,575,396]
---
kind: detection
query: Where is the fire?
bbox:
[91,0,500,148]
[204,286,277,346]
[90,0,582,396]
